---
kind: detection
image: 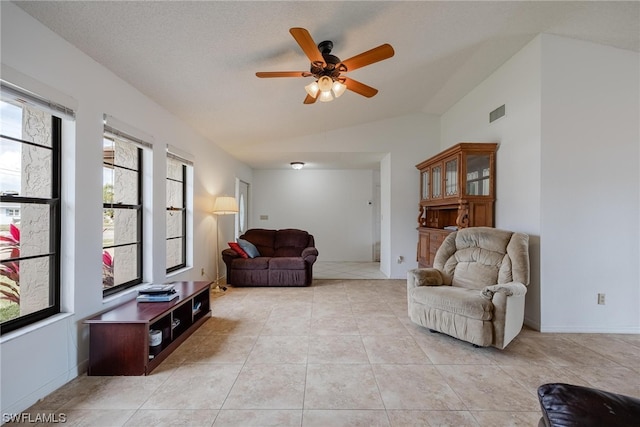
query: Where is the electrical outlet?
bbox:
[201,268,205,277]
[597,293,605,305]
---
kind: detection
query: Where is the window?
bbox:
[166,155,187,272]
[0,90,64,335]
[102,128,144,296]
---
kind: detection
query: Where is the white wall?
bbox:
[380,155,392,277]
[539,34,639,332]
[441,33,640,333]
[245,113,441,278]
[440,36,543,328]
[252,169,375,261]
[0,2,252,414]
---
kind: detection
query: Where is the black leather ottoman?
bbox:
[537,383,640,427]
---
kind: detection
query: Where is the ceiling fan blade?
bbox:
[341,44,395,72]
[256,71,311,78]
[290,27,325,65]
[343,77,378,98]
[303,94,318,104]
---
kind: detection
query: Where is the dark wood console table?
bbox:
[85,281,211,375]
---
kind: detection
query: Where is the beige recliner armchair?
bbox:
[407,227,530,349]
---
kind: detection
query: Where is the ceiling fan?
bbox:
[256,27,395,104]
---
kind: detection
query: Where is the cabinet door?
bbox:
[444,155,459,198]
[420,169,430,201]
[431,165,442,199]
[464,153,493,196]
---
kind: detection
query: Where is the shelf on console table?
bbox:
[85,281,212,376]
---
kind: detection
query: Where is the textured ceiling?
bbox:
[14,1,640,169]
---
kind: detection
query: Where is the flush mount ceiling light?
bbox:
[256,27,394,104]
[290,162,305,170]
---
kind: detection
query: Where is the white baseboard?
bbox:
[539,325,640,334]
[524,316,639,334]
[2,363,84,415]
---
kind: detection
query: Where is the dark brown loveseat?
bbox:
[222,228,318,287]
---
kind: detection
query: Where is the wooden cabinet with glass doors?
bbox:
[416,142,497,267]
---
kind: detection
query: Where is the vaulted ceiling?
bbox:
[14,1,640,169]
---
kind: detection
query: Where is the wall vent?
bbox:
[490,104,505,123]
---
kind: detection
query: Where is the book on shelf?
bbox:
[138,284,176,295]
[136,292,179,303]
[192,301,202,315]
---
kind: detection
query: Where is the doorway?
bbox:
[236,179,249,239]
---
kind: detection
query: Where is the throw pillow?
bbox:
[228,242,248,258]
[237,238,261,258]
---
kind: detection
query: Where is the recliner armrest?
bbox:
[481,282,527,300]
[407,268,444,287]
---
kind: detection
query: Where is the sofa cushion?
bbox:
[241,229,276,256]
[410,286,493,321]
[274,229,310,257]
[269,257,305,270]
[237,238,261,258]
[231,257,270,270]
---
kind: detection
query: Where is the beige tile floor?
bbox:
[19,279,640,427]
[313,261,388,280]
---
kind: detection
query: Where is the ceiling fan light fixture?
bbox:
[290,161,305,170]
[318,90,333,102]
[317,76,333,92]
[304,81,319,98]
[332,80,347,98]
[257,28,395,105]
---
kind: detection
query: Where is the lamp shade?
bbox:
[213,196,239,215]
[318,90,333,102]
[304,81,320,98]
[332,80,347,98]
[317,76,333,92]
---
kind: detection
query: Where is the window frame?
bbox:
[166,160,187,273]
[102,133,144,297]
[0,113,61,335]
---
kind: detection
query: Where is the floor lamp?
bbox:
[213,196,239,289]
